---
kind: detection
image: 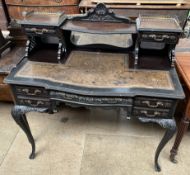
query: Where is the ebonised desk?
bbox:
[4,4,185,172]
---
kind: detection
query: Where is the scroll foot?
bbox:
[155,163,161,172]
[29,150,35,159]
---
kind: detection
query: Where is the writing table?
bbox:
[5,4,185,172]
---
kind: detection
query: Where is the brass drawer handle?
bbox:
[26,100,44,107]
[141,110,161,118]
[29,28,48,35]
[148,34,169,42]
[142,101,163,108]
[22,89,42,96]
[25,28,55,35]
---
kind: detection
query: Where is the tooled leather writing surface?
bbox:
[15,51,173,90]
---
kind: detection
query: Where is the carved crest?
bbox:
[72,3,134,23]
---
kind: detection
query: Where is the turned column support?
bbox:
[134,34,140,68]
[169,44,176,67]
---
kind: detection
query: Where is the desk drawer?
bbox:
[24,27,56,35]
[50,91,133,106]
[15,86,48,97]
[140,33,178,44]
[17,98,50,107]
[133,107,170,118]
[134,97,173,109]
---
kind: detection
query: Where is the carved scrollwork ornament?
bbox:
[11,105,49,116]
[138,117,176,130]
[71,3,134,24]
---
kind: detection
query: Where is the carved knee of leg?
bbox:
[11,106,23,123]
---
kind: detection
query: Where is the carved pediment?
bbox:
[72,3,134,23]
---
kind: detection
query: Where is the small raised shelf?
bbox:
[18,11,67,62]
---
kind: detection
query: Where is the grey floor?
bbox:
[0,102,190,175]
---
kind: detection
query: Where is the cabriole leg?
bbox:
[154,122,176,172]
[138,118,176,172]
[11,105,48,159]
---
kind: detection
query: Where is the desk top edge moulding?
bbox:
[4,3,186,172]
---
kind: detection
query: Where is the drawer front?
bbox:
[15,86,48,97]
[133,107,170,119]
[17,98,50,107]
[140,33,178,44]
[50,91,133,106]
[7,6,79,19]
[134,97,173,109]
[24,27,56,35]
[5,0,79,6]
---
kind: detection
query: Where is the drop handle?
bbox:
[142,101,163,108]
[141,110,160,118]
[30,28,48,35]
[27,100,44,107]
[22,89,42,95]
[149,34,169,41]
